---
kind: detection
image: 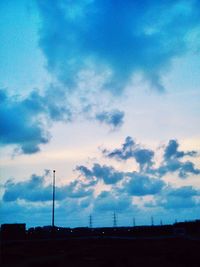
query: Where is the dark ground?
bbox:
[1,237,200,267]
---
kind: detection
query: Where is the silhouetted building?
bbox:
[1,223,26,241]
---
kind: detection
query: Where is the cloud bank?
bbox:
[37,0,200,92]
[3,170,93,202]
[3,137,199,203]
[2,137,200,225]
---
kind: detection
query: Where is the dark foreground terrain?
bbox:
[1,237,200,267]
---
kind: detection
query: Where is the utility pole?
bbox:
[52,170,56,228]
[160,219,163,226]
[89,214,93,228]
[113,212,117,227]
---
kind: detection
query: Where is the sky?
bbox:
[0,0,200,228]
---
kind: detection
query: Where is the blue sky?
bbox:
[0,0,200,228]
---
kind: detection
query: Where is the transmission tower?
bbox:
[113,212,117,227]
[89,214,93,228]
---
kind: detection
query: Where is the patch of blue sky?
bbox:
[0,0,50,94]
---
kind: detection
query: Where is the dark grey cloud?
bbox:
[0,88,71,154]
[157,159,200,179]
[95,110,124,128]
[152,186,200,210]
[77,163,165,196]
[164,139,197,161]
[75,138,199,203]
[3,173,52,202]
[103,136,154,171]
[76,165,94,180]
[103,136,135,160]
[103,136,200,178]
[122,172,165,196]
[0,90,49,154]
[77,163,124,185]
[152,139,199,179]
[3,171,93,202]
[36,0,200,92]
[1,87,124,155]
